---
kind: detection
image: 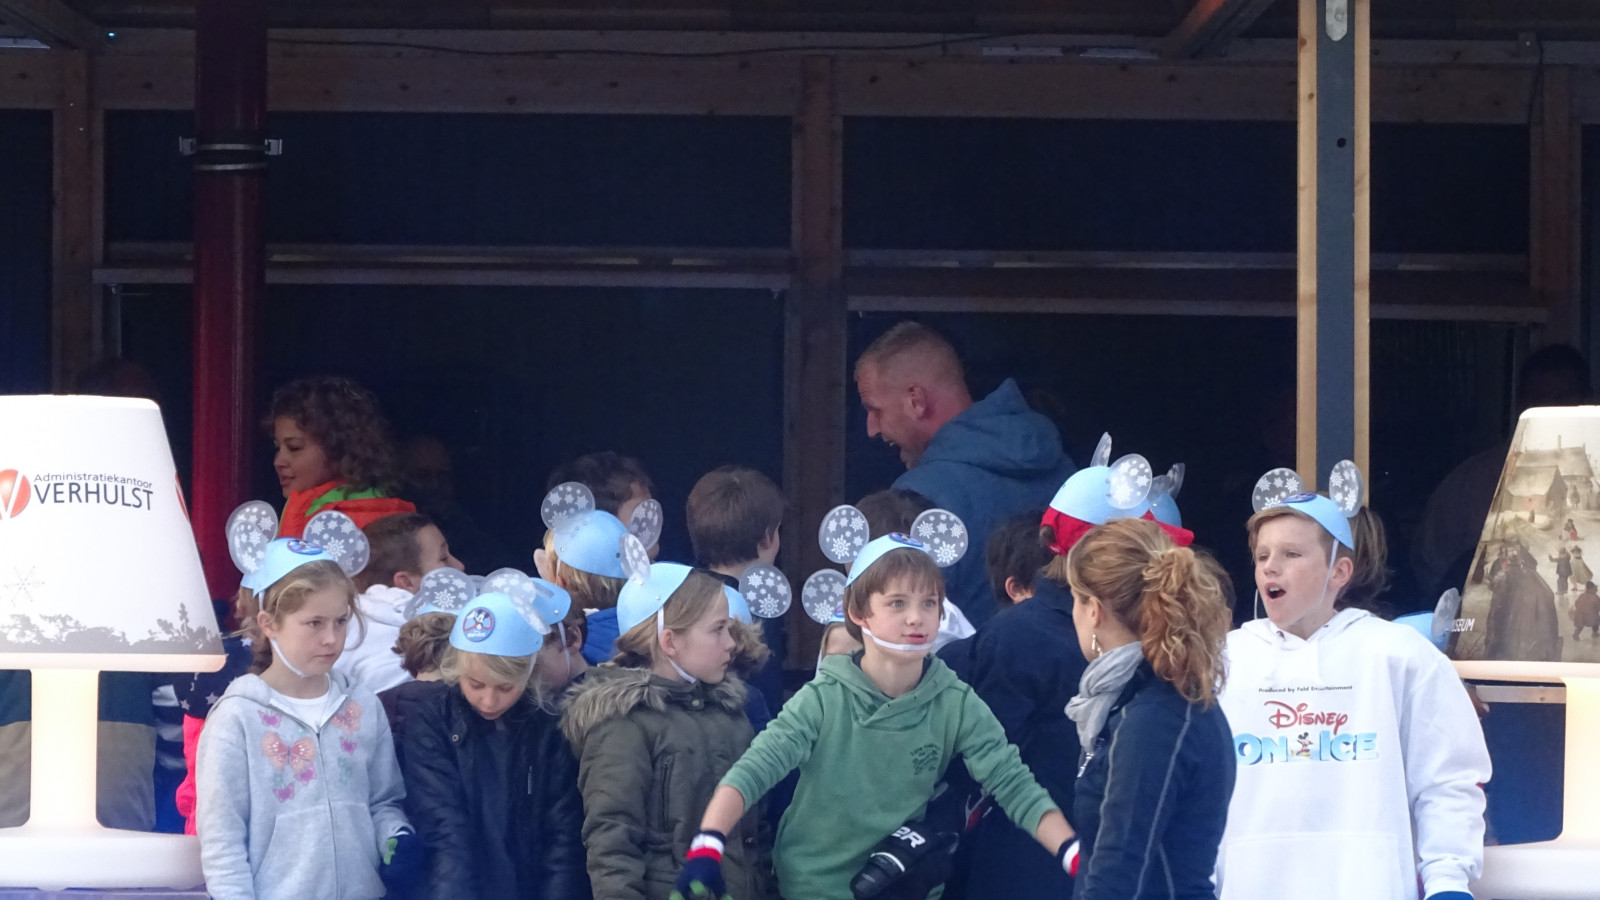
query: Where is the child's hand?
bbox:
[379,830,426,891]
[670,831,731,900]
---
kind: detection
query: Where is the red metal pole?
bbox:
[191,0,266,600]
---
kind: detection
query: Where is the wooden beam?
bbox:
[0,0,98,49]
[0,48,63,107]
[783,55,845,671]
[50,48,100,390]
[1295,0,1318,483]
[1530,66,1583,348]
[1162,0,1277,60]
[1353,0,1371,479]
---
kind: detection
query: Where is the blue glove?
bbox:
[379,830,426,892]
[1424,893,1473,900]
[670,831,731,900]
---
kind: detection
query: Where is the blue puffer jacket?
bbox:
[894,378,1074,629]
[937,577,1088,900]
[1073,661,1235,900]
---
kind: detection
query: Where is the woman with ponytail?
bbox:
[1061,517,1235,900]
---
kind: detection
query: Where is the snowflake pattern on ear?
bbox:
[740,564,793,619]
[1433,588,1461,647]
[801,569,848,625]
[1166,463,1185,498]
[481,567,556,633]
[405,567,478,619]
[627,498,664,549]
[303,511,370,577]
[1090,432,1113,468]
[619,533,652,585]
[1251,467,1304,513]
[1328,459,1363,516]
[226,500,279,575]
[1106,454,1154,510]
[910,509,969,567]
[541,481,595,530]
[818,505,870,564]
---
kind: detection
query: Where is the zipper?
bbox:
[657,757,675,829]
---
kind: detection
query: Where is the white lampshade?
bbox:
[0,394,223,671]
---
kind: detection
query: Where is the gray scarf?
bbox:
[1064,642,1145,750]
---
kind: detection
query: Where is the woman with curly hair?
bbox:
[269,376,416,538]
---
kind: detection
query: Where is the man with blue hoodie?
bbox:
[855,321,1075,629]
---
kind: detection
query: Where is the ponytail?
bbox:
[1066,518,1232,707]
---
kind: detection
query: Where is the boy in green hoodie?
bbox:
[672,530,1077,900]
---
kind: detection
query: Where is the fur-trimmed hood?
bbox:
[560,663,748,748]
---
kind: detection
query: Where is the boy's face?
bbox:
[458,655,527,721]
[395,524,465,592]
[851,574,941,657]
[1252,515,1351,639]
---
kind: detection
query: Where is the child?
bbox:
[268,376,415,538]
[818,615,863,660]
[196,527,418,900]
[983,509,1051,607]
[856,488,976,650]
[1215,463,1490,900]
[1063,518,1235,900]
[338,513,465,695]
[547,451,658,553]
[538,481,663,664]
[676,527,1075,900]
[401,590,591,900]
[532,603,592,696]
[378,611,455,767]
[562,563,773,900]
[686,465,787,716]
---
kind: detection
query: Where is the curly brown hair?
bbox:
[267,377,399,492]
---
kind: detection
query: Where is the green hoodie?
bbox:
[720,653,1058,900]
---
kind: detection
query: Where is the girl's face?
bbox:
[664,593,735,683]
[851,574,941,658]
[458,655,527,721]
[395,525,465,592]
[821,624,862,659]
[273,417,339,497]
[259,586,352,678]
[1253,515,1352,639]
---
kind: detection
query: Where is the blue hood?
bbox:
[916,379,1071,479]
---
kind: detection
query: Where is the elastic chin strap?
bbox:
[558,623,571,679]
[656,608,698,684]
[269,638,313,679]
[860,627,935,655]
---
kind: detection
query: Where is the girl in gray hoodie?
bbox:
[197,547,416,900]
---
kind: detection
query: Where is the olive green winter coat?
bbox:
[561,665,772,900]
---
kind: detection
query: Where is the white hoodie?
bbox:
[333,585,415,695]
[1215,608,1490,900]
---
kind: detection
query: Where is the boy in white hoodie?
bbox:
[336,513,464,694]
[1216,465,1490,900]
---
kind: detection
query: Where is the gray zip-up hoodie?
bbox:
[196,670,410,900]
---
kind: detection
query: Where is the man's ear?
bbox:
[906,383,929,419]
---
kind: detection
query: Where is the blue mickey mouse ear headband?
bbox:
[725,564,792,624]
[405,567,478,619]
[1251,460,1364,549]
[483,567,570,631]
[804,505,970,595]
[228,501,369,595]
[801,569,847,625]
[450,591,545,657]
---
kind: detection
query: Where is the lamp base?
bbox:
[1472,842,1600,900]
[0,826,204,890]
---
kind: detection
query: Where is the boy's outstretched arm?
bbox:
[698,784,748,834]
[1035,808,1078,863]
[671,786,749,900]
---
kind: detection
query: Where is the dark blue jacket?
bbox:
[894,378,1074,629]
[1073,661,1235,900]
[937,577,1089,899]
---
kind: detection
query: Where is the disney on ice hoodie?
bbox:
[1215,608,1490,900]
[196,670,410,900]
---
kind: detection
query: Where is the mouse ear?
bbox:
[1149,473,1175,504]
[619,533,652,585]
[1328,460,1364,517]
[1106,454,1154,510]
[303,511,370,577]
[1432,588,1462,648]
[541,481,595,530]
[801,569,848,625]
[404,567,478,619]
[818,504,870,564]
[910,508,968,568]
[1090,432,1113,468]
[739,564,793,620]
[627,498,664,550]
[1251,467,1304,513]
[1167,463,1185,499]
[481,566,555,632]
[226,500,279,576]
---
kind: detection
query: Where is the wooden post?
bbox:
[1531,66,1582,349]
[783,55,845,670]
[1297,0,1370,488]
[51,48,100,390]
